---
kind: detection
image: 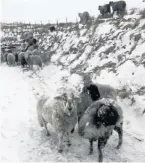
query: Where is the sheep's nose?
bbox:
[68,107,72,111]
[80,131,84,136]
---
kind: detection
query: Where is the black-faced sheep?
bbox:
[37,89,78,152]
[7,53,15,66]
[78,83,118,121]
[98,4,111,17]
[77,83,123,151]
[84,83,117,101]
[78,98,123,162]
[109,1,126,17]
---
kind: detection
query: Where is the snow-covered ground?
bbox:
[1,5,145,162]
[1,63,145,162]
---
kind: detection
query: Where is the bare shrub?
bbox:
[134,33,141,42]
[40,52,51,65]
[117,54,124,62]
[113,20,121,29]
[140,52,145,66]
[142,23,145,29]
[129,8,138,15]
[104,45,116,55]
[129,43,137,54]
[122,24,133,30]
[132,21,139,29]
[69,47,78,54]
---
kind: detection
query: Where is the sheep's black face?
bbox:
[93,104,119,127]
[86,84,101,101]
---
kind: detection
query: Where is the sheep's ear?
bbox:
[61,93,68,102]
[70,92,75,99]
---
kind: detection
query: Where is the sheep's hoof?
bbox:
[58,148,63,153]
[89,150,93,155]
[115,144,121,149]
[71,128,75,133]
[67,143,71,147]
[46,131,50,136]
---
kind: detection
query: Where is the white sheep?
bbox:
[37,89,78,152]
[27,54,43,70]
[78,98,123,162]
[18,52,24,65]
[7,53,15,66]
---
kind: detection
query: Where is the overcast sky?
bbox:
[1,0,144,23]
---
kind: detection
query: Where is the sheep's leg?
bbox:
[43,122,50,136]
[64,132,71,148]
[71,128,74,134]
[89,139,94,155]
[98,137,108,162]
[114,124,123,149]
[57,132,64,153]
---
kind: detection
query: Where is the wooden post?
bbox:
[76,17,78,24]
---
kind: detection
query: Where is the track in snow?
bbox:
[1,64,145,162]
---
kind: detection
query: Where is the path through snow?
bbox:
[1,64,145,162]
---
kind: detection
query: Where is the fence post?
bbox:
[76,17,78,24]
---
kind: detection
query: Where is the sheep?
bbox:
[77,90,93,122]
[98,4,111,17]
[84,83,117,101]
[37,89,78,152]
[7,53,15,66]
[78,98,123,162]
[78,83,118,121]
[21,55,28,68]
[109,1,126,17]
[77,83,123,150]
[18,52,28,68]
[18,52,24,65]
[78,11,91,24]
[27,54,43,70]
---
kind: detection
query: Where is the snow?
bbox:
[1,62,145,162]
[1,6,145,162]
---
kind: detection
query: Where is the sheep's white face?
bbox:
[62,92,77,116]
